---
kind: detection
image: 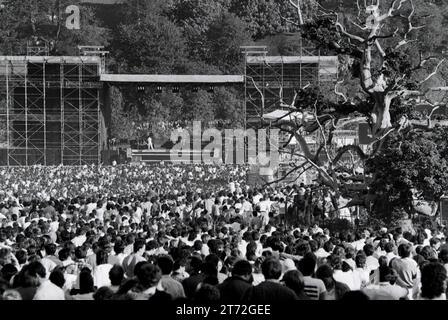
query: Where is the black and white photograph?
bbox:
[0,0,448,311]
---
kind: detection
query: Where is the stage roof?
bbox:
[100,74,245,84]
[0,56,102,64]
[246,56,338,65]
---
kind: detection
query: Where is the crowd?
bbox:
[0,163,447,301]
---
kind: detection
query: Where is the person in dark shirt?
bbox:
[242,258,297,301]
[217,260,253,302]
[182,256,205,299]
[282,269,311,300]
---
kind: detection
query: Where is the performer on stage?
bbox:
[147,135,154,150]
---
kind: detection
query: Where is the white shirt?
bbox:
[258,200,270,213]
[253,194,262,205]
[86,203,97,215]
[33,280,65,300]
[363,282,408,300]
[93,264,113,288]
[238,240,248,258]
[201,244,210,256]
[333,270,356,290]
[255,241,263,257]
[108,253,126,266]
[96,208,104,221]
[366,256,379,273]
[352,268,370,290]
[40,257,57,277]
[351,239,366,252]
[385,252,397,265]
[315,248,330,259]
[72,235,87,247]
[252,273,265,286]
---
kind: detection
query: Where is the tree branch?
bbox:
[289,0,304,25]
[335,21,365,43]
[333,145,367,164]
[419,59,445,85]
[334,80,348,103]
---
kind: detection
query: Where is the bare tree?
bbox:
[254,0,448,220]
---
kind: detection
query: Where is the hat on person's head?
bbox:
[380,227,388,234]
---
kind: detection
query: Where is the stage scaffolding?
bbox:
[0,56,103,166]
[242,46,339,130]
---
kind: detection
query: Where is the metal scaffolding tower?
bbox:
[242,46,338,130]
[0,56,103,166]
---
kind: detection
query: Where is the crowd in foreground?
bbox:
[0,164,447,301]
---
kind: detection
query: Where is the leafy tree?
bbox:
[181,89,215,125]
[228,0,287,40]
[110,86,139,141]
[0,0,109,55]
[212,87,244,128]
[168,0,231,59]
[112,13,186,74]
[366,127,448,223]
[203,13,252,74]
[228,0,318,39]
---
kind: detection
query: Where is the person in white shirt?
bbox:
[30,262,65,300]
[71,230,87,248]
[147,136,154,150]
[315,246,331,259]
[363,266,408,300]
[332,257,356,291]
[352,253,370,290]
[384,242,397,265]
[122,239,147,278]
[92,250,113,288]
[364,244,380,274]
[228,181,236,193]
[40,255,58,277]
[237,232,252,259]
[253,192,262,205]
[108,241,127,267]
[86,199,97,215]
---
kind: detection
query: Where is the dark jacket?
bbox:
[182,273,205,299]
[242,280,298,302]
[217,276,253,302]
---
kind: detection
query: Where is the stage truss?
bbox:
[0,56,103,166]
[242,46,339,130]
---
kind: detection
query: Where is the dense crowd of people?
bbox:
[0,163,447,301]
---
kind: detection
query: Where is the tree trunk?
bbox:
[371,92,392,137]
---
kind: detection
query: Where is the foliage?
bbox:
[366,128,448,220]
[112,13,186,74]
[181,89,215,125]
[0,0,109,55]
[212,87,244,128]
[110,86,138,141]
[203,13,252,74]
[168,0,231,59]
[228,0,318,40]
